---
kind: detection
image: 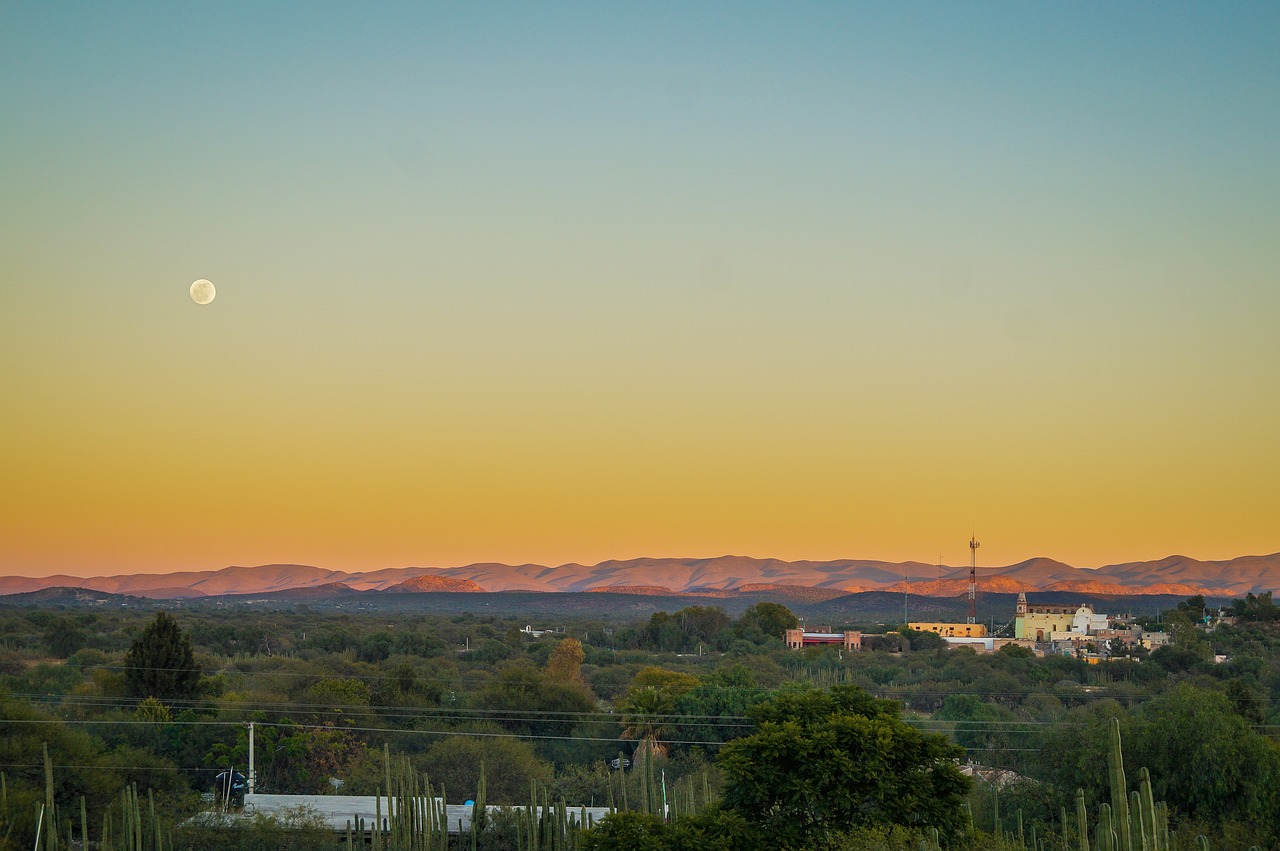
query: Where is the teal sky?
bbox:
[2,3,1278,576]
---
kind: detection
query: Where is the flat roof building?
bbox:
[908,622,988,638]
[785,629,861,650]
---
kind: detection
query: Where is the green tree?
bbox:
[211,722,367,794]
[618,667,700,758]
[124,612,201,702]
[1224,676,1267,724]
[304,677,371,723]
[582,806,767,851]
[544,636,588,688]
[904,627,945,651]
[1232,591,1280,622]
[1176,595,1207,621]
[356,630,394,663]
[935,693,1020,757]
[1037,684,1280,841]
[1126,683,1280,828]
[475,659,597,739]
[671,666,762,749]
[580,811,666,851]
[738,603,798,640]
[1163,609,1210,657]
[642,611,689,652]
[620,686,677,759]
[718,685,969,848]
[676,606,732,644]
[423,734,552,803]
[43,618,88,658]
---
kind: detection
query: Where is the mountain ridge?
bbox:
[1,553,1278,599]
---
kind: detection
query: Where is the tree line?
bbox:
[1,595,1279,848]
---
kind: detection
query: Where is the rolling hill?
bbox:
[0,553,1276,601]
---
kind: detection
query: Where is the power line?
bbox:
[0,717,733,748]
[0,763,217,773]
[1,693,755,727]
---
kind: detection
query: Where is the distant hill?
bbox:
[587,585,677,596]
[0,586,143,607]
[386,576,486,593]
[733,584,852,602]
[275,581,357,598]
[1,552,1276,601]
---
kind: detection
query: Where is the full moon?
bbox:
[190,279,216,305]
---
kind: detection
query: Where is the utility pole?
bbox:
[248,722,255,795]
[968,536,980,624]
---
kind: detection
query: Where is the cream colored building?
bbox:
[1014,592,1111,641]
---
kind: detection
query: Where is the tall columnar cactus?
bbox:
[615,752,628,812]
[1097,803,1113,851]
[1138,767,1165,851]
[475,761,487,833]
[993,784,1000,838]
[1134,784,1149,850]
[43,743,58,851]
[1108,719,1132,851]
[528,778,539,851]
[149,788,161,851]
[367,749,456,851]
[1076,790,1091,851]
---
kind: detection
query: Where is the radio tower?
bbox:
[967,535,980,624]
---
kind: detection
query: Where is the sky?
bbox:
[2,2,1278,578]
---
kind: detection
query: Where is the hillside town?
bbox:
[786,591,1239,663]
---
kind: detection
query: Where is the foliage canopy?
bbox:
[719,685,970,847]
[124,612,201,702]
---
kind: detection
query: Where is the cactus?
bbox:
[528,778,539,851]
[1129,791,1143,850]
[1108,719,1132,851]
[1075,790,1090,851]
[475,760,487,832]
[43,743,57,851]
[991,783,1000,838]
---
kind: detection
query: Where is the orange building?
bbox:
[785,629,862,650]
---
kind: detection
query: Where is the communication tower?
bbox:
[967,536,980,624]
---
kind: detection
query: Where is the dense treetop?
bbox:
[0,596,1277,848]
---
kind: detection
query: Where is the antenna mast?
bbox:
[968,536,980,624]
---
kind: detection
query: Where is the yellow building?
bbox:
[908,622,987,638]
[1014,592,1111,641]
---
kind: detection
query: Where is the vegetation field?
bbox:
[1,592,1278,849]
